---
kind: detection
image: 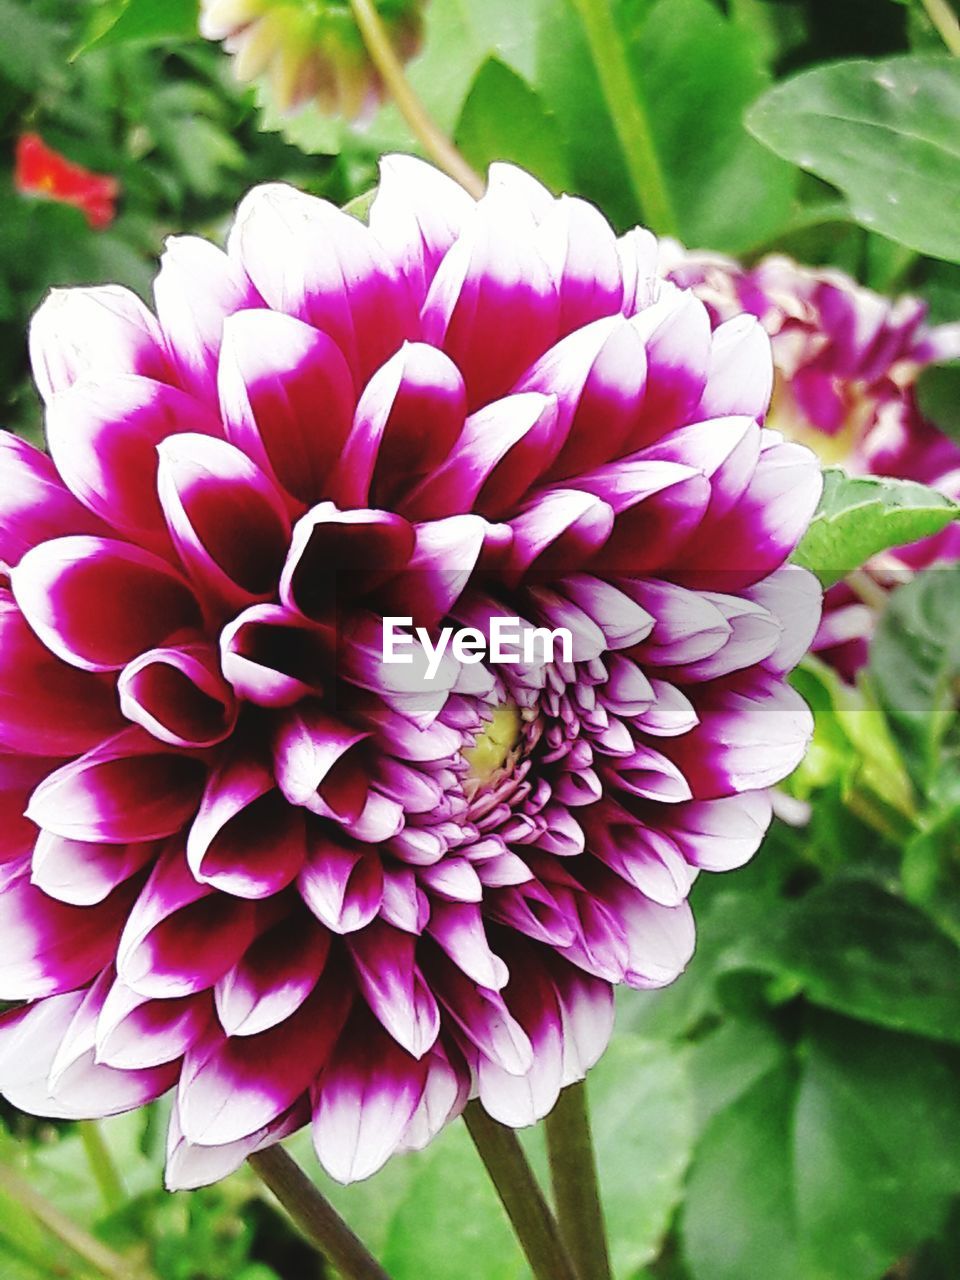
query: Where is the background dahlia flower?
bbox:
[0,156,822,1191]
[661,245,960,676]
[200,0,423,119]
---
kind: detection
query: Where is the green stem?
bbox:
[567,0,678,234]
[347,0,485,198]
[545,1082,613,1280]
[463,1103,579,1280]
[248,1146,392,1280]
[80,1121,126,1214]
[920,0,960,55]
[0,1163,149,1280]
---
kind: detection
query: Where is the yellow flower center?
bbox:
[463,701,523,785]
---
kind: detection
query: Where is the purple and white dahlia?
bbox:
[662,246,960,675]
[0,157,821,1189]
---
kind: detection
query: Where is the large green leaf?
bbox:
[682,1016,960,1280]
[380,1125,528,1280]
[757,879,960,1043]
[77,0,199,53]
[587,1037,694,1278]
[870,564,960,797]
[627,0,796,251]
[747,55,960,263]
[792,467,959,587]
[455,58,571,192]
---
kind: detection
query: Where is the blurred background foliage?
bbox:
[1,1,960,1278]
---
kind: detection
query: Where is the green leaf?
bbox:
[587,1037,694,1276]
[793,1017,960,1280]
[682,1016,960,1280]
[627,0,797,252]
[456,58,571,192]
[792,467,959,587]
[746,55,960,263]
[916,361,960,444]
[681,1060,807,1280]
[380,1125,527,1280]
[76,0,198,54]
[870,565,960,797]
[789,656,916,834]
[758,879,960,1043]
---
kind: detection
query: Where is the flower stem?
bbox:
[463,1102,579,1280]
[80,1121,126,1214]
[347,0,485,198]
[0,1163,150,1280]
[544,1081,613,1280]
[248,1145,392,1280]
[921,0,960,55]
[567,0,678,235]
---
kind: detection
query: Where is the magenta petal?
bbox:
[578,459,711,575]
[661,670,815,797]
[506,489,614,582]
[421,197,559,410]
[0,432,104,566]
[273,703,369,820]
[551,961,615,1086]
[299,833,384,935]
[188,752,306,898]
[401,392,561,521]
[158,432,291,609]
[0,594,122,754]
[32,832,158,907]
[228,183,417,385]
[630,286,712,441]
[215,909,329,1037]
[659,790,773,872]
[220,604,329,707]
[696,315,773,420]
[154,235,263,404]
[117,845,257,998]
[0,989,176,1120]
[0,755,58,866]
[377,515,489,628]
[119,643,237,748]
[177,972,351,1145]
[165,1101,307,1191]
[396,1041,469,1153]
[537,195,623,336]
[46,376,221,551]
[476,956,563,1126]
[369,154,475,305]
[0,870,133,1000]
[29,285,171,404]
[330,342,467,509]
[13,536,202,673]
[674,435,824,588]
[347,921,440,1058]
[427,953,533,1075]
[280,503,415,615]
[219,309,355,506]
[746,565,823,675]
[96,979,210,1069]
[427,900,508,990]
[312,1018,428,1183]
[26,728,207,843]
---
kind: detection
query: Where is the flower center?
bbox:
[462,700,523,786]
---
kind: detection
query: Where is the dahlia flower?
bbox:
[0,156,821,1190]
[200,0,422,119]
[661,246,960,675]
